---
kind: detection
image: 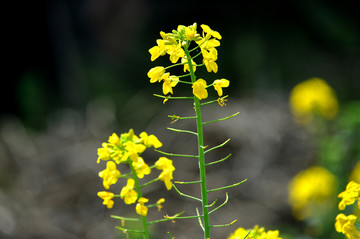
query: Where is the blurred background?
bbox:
[1,0,359,238]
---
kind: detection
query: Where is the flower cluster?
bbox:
[288,166,336,220]
[335,181,360,239]
[96,129,174,216]
[147,23,229,104]
[228,225,282,239]
[289,78,339,124]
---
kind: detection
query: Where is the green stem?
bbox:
[129,163,149,239]
[185,43,211,239]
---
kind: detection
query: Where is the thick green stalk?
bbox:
[129,163,149,239]
[184,44,211,239]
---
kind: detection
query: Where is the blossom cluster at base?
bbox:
[228,225,282,239]
[96,129,174,216]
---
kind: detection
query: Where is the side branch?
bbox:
[209,193,228,214]
[167,127,198,136]
[205,153,231,166]
[202,112,240,126]
[200,95,229,106]
[153,94,193,100]
[172,183,202,202]
[175,180,202,184]
[207,179,247,193]
[204,138,231,154]
[155,149,198,158]
[209,219,238,228]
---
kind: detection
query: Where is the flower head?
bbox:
[290,78,339,124]
[228,225,282,239]
[120,178,138,204]
[97,191,115,209]
[161,73,179,95]
[202,48,218,73]
[192,79,208,100]
[201,24,222,40]
[338,181,360,210]
[139,132,163,148]
[335,213,360,239]
[98,161,121,189]
[149,39,167,61]
[155,157,175,190]
[288,166,336,220]
[132,157,151,179]
[136,197,149,216]
[148,66,165,83]
[213,79,229,97]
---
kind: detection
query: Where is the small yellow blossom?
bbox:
[228,225,282,239]
[149,39,167,61]
[148,66,165,83]
[202,48,218,73]
[161,73,179,95]
[156,198,165,211]
[335,213,360,239]
[124,141,146,161]
[98,161,121,189]
[132,157,151,179]
[120,178,138,204]
[139,132,163,148]
[192,79,208,100]
[136,197,149,216]
[108,133,121,147]
[200,24,222,40]
[338,181,360,210]
[155,157,175,190]
[167,43,185,63]
[97,191,115,209]
[290,78,339,124]
[97,143,112,163]
[213,79,230,97]
[288,166,336,220]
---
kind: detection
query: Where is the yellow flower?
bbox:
[338,181,360,210]
[148,66,165,83]
[155,157,175,190]
[182,57,196,72]
[97,143,111,163]
[228,225,282,239]
[288,166,336,220]
[139,132,163,148]
[192,78,208,100]
[120,178,138,204]
[97,191,115,209]
[98,161,121,189]
[335,213,360,239]
[290,78,339,124]
[167,43,185,63]
[213,79,230,96]
[200,24,222,40]
[149,39,167,61]
[161,73,179,95]
[183,23,200,41]
[108,133,121,147]
[202,48,218,73]
[132,157,151,179]
[136,197,149,216]
[228,227,248,239]
[124,141,146,161]
[156,198,165,211]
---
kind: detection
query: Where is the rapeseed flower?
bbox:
[148,66,165,83]
[136,197,149,216]
[161,73,179,95]
[350,161,360,183]
[338,181,360,210]
[97,191,115,209]
[192,79,208,100]
[290,78,339,124]
[228,225,282,239]
[98,161,121,189]
[202,48,218,73]
[155,157,175,190]
[139,132,163,148]
[213,79,229,97]
[149,39,166,61]
[120,178,138,204]
[288,166,336,219]
[132,157,151,179]
[335,213,360,239]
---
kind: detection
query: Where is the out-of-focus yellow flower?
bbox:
[139,132,163,148]
[228,225,282,239]
[288,166,336,220]
[132,157,151,179]
[338,181,360,210]
[289,78,339,124]
[350,161,360,183]
[98,161,121,189]
[156,198,165,211]
[136,197,149,216]
[155,157,175,190]
[213,79,229,97]
[120,178,138,204]
[202,48,218,73]
[97,191,115,209]
[335,213,360,239]
[192,78,208,100]
[148,66,165,83]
